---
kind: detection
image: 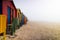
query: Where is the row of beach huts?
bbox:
[0,0,28,40]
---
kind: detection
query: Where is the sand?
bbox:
[7,21,60,40]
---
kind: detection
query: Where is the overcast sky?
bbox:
[13,0,60,22]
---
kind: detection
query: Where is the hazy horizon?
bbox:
[13,0,60,22]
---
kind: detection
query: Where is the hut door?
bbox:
[8,7,11,24]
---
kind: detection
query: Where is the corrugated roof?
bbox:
[2,0,17,10]
[11,1,17,10]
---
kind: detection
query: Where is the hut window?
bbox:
[0,1,2,14]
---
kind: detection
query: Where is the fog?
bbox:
[13,0,60,22]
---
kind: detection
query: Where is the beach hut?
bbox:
[0,0,17,35]
[2,0,17,24]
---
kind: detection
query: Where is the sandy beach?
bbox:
[7,21,60,40]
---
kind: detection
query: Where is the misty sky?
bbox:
[13,0,60,22]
